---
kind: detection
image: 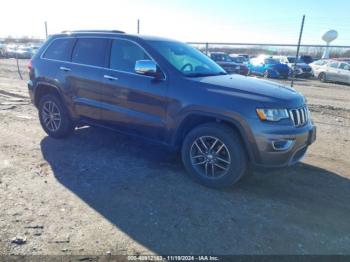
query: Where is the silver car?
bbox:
[316,60,350,85]
[309,60,330,77]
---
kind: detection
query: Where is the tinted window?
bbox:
[109,40,150,72]
[43,38,75,61]
[72,38,109,67]
[328,62,339,68]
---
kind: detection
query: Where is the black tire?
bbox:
[319,72,327,83]
[181,123,248,189]
[38,94,75,138]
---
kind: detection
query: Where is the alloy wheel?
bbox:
[41,101,61,132]
[190,136,231,178]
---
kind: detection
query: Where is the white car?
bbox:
[316,60,350,85]
[309,60,330,78]
[275,56,313,78]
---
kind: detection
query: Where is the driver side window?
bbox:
[109,39,151,73]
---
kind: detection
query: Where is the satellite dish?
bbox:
[322,30,338,59]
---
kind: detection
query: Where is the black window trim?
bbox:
[40,36,167,80]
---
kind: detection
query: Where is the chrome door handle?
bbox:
[59,66,71,72]
[104,75,119,81]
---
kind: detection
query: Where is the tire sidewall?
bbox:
[181,124,247,189]
[38,94,74,138]
[319,72,326,82]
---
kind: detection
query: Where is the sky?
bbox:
[1,0,350,45]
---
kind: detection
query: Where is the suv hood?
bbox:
[190,74,305,107]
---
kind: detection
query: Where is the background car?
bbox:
[229,54,249,65]
[317,60,350,84]
[3,45,17,58]
[248,56,290,79]
[300,55,314,64]
[209,52,249,76]
[275,56,313,78]
[309,59,330,77]
[15,46,33,59]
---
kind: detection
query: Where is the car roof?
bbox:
[53,31,176,42]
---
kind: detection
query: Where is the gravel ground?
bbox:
[0,58,350,256]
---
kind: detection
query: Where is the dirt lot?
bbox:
[0,58,350,256]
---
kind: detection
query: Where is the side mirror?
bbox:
[135,60,161,78]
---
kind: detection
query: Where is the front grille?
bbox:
[289,106,309,127]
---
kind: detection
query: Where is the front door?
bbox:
[99,39,169,141]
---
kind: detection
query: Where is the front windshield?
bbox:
[231,56,245,63]
[148,40,226,77]
[287,57,303,63]
[264,58,279,64]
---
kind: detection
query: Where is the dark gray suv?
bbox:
[28,30,316,188]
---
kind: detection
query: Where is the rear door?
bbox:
[338,63,350,84]
[326,62,339,81]
[68,38,110,120]
[99,38,169,141]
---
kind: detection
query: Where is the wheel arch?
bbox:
[172,112,257,163]
[34,82,64,107]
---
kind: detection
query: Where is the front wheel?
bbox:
[38,94,75,138]
[319,72,327,83]
[181,123,248,189]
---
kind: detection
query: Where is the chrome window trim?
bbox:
[40,36,167,80]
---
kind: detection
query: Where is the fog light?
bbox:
[272,140,294,151]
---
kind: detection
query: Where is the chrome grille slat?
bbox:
[300,108,305,123]
[289,106,309,127]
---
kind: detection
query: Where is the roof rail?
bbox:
[61,30,125,34]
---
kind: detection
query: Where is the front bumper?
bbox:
[252,122,316,168]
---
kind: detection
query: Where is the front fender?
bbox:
[169,107,261,164]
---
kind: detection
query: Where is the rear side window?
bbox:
[109,39,150,72]
[339,63,350,70]
[72,38,109,67]
[328,62,339,68]
[43,38,75,61]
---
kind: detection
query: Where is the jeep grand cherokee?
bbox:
[28,30,316,188]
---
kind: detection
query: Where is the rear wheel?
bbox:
[181,123,248,189]
[38,94,75,138]
[319,72,327,83]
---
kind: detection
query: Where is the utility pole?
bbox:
[44,21,48,39]
[291,15,305,87]
[137,19,140,34]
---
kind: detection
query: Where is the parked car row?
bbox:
[0,44,41,59]
[206,52,316,79]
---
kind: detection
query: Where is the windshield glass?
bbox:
[264,58,279,64]
[148,40,226,77]
[230,56,245,63]
[287,57,303,63]
[211,53,232,62]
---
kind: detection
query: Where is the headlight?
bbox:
[256,108,289,121]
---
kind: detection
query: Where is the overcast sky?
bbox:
[1,0,350,45]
